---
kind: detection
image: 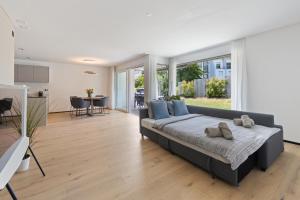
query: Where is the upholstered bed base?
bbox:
[139,106,284,186]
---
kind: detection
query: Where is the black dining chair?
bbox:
[94,96,110,114]
[135,95,144,108]
[102,96,110,114]
[0,98,13,126]
[93,97,105,114]
[70,97,90,116]
[69,96,77,116]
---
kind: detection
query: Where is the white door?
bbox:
[115,71,128,112]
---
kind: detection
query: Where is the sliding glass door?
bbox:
[116,71,128,112]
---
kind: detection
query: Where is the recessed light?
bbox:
[18,48,24,51]
[146,12,152,17]
[82,59,96,62]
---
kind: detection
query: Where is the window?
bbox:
[226,62,231,69]
[176,55,231,110]
[157,64,169,97]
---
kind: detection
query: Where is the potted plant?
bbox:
[86,88,94,98]
[164,95,181,101]
[11,100,45,172]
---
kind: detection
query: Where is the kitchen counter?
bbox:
[28,96,48,126]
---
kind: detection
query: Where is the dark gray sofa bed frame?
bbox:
[139,105,284,186]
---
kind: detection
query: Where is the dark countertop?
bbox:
[27,96,47,98]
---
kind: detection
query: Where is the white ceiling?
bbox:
[1,0,300,66]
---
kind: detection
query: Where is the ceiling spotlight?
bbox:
[16,19,26,25]
[146,12,152,17]
[15,19,30,30]
[71,57,107,65]
[18,24,30,30]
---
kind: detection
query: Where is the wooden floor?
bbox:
[0,111,300,200]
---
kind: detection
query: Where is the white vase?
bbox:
[17,154,31,172]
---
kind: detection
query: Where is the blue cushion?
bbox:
[150,100,170,120]
[173,100,189,116]
[167,101,175,116]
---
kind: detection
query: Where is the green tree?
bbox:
[157,70,169,96]
[135,74,144,88]
[177,63,203,82]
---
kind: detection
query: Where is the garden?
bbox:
[176,63,231,110]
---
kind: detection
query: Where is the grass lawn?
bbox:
[184,97,231,110]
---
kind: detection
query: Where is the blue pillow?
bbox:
[167,101,175,116]
[173,100,189,116]
[150,100,170,120]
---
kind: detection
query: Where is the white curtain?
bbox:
[144,55,158,101]
[149,55,158,100]
[231,39,248,111]
[107,66,115,109]
[168,58,177,96]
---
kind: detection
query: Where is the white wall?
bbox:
[15,59,109,112]
[116,56,146,72]
[0,7,14,85]
[245,23,300,143]
[172,43,231,65]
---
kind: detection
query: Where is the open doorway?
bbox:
[129,66,144,115]
[157,64,169,98]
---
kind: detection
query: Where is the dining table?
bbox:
[83,96,104,116]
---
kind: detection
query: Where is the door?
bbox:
[116,71,128,112]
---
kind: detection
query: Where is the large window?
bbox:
[176,55,231,110]
[157,64,169,97]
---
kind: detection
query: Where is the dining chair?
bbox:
[136,95,144,108]
[70,97,90,116]
[102,96,110,114]
[69,96,77,116]
[93,96,110,114]
[0,98,13,126]
[93,97,105,114]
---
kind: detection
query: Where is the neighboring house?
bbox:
[198,57,231,80]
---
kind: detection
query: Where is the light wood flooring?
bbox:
[0,111,300,200]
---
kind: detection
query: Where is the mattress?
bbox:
[141,118,230,164]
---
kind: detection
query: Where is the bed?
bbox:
[139,105,284,186]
